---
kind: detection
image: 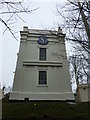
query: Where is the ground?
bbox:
[2,93,90,120]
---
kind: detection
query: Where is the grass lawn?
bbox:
[2,94,90,120]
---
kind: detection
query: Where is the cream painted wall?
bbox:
[10,27,74,100]
[77,84,90,102]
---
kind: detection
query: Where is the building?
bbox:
[76,84,90,102]
[10,27,74,101]
[0,89,2,100]
[0,88,2,120]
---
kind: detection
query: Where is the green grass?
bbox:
[2,95,90,120]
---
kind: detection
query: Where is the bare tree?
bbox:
[57,0,90,86]
[0,0,39,40]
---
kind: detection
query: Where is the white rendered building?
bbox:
[10,27,74,101]
[76,84,90,102]
[0,89,2,100]
[0,89,2,120]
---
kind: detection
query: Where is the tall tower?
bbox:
[10,27,74,101]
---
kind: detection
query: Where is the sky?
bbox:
[0,0,76,92]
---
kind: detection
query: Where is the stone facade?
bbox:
[10,27,74,101]
[76,84,90,102]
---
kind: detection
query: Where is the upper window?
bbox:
[39,48,46,61]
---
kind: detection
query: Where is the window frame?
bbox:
[39,48,46,61]
[38,71,47,85]
[37,67,48,86]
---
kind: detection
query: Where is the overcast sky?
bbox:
[1,0,74,90]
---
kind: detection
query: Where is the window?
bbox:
[39,71,47,85]
[39,48,46,60]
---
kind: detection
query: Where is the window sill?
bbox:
[37,85,48,87]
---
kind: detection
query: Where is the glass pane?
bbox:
[39,71,47,84]
[40,48,46,60]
